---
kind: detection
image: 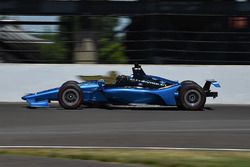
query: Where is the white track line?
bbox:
[0,146,250,152]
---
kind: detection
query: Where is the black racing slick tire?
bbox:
[177,80,199,109]
[58,82,83,110]
[61,80,79,87]
[181,80,198,86]
[179,83,206,110]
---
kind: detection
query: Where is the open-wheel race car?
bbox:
[22,64,220,110]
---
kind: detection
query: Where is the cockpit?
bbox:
[115,64,168,88]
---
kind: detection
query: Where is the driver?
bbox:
[116,64,165,88]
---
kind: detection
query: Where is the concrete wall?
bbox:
[0,64,248,104]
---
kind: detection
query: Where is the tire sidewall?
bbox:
[179,84,206,110]
[177,81,198,109]
[58,83,83,109]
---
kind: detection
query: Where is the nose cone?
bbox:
[21,93,34,100]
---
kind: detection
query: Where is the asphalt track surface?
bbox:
[0,103,250,149]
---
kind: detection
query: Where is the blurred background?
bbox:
[1,0,250,64]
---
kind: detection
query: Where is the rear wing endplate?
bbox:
[203,80,220,98]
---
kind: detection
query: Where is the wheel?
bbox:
[58,82,83,109]
[179,83,206,110]
[177,80,198,109]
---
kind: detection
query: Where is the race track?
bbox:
[0,103,250,149]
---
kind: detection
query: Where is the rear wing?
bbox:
[203,80,221,98]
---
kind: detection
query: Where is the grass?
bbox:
[0,149,250,167]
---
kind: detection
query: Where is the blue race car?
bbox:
[22,64,220,110]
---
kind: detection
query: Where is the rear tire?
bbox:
[177,80,198,109]
[179,83,206,110]
[181,80,198,86]
[58,82,83,110]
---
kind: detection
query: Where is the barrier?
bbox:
[0,64,248,104]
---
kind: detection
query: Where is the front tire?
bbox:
[179,83,206,110]
[58,82,83,109]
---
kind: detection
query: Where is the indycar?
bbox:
[22,64,220,110]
